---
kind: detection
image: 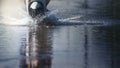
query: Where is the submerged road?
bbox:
[0,0,120,68]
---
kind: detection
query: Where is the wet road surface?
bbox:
[0,25,120,68]
[0,0,120,68]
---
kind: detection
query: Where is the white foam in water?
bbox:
[36,9,59,22]
[37,9,82,24]
[0,0,81,26]
[0,0,33,26]
[58,16,82,23]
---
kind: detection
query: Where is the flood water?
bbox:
[0,0,120,68]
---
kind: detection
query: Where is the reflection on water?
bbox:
[0,26,28,68]
[91,25,120,68]
[20,25,53,68]
[0,25,120,68]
